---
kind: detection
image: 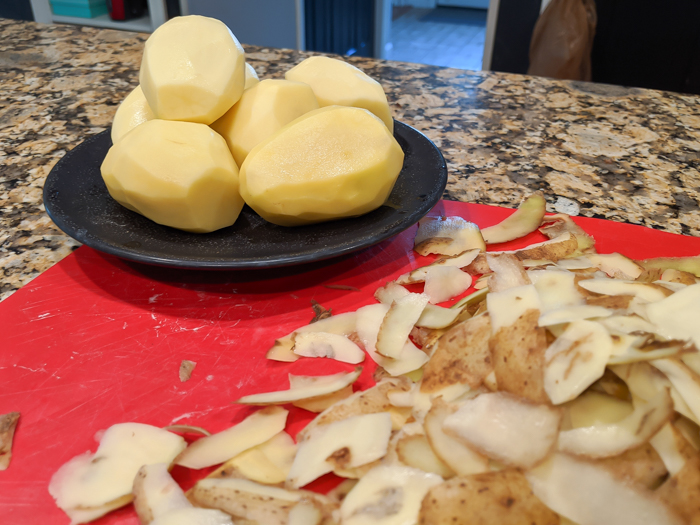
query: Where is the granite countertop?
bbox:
[1,18,700,302]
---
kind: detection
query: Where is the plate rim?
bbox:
[43,120,447,270]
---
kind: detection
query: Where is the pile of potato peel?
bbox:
[49,194,700,525]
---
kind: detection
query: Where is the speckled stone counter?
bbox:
[2,18,700,301]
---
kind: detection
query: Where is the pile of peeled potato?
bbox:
[101,15,404,233]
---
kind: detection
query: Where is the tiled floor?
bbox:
[387,7,486,71]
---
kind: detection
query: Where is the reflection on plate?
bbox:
[43,121,447,269]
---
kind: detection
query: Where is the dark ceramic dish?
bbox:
[43,121,447,269]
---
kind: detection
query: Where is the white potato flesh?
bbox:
[443,392,561,469]
[217,431,296,485]
[396,249,480,285]
[544,320,613,404]
[150,508,233,525]
[175,407,288,469]
[538,305,612,327]
[682,352,700,376]
[374,282,410,305]
[651,358,700,423]
[608,341,689,365]
[140,15,246,124]
[376,293,430,358]
[486,284,541,332]
[486,253,530,292]
[423,401,489,476]
[558,387,673,458]
[285,56,394,131]
[340,465,443,525]
[49,423,186,511]
[528,269,584,312]
[526,452,683,525]
[288,502,323,525]
[266,311,357,363]
[650,423,688,477]
[599,314,658,335]
[577,279,669,303]
[62,495,133,525]
[357,303,429,375]
[646,283,700,347]
[587,253,644,280]
[566,390,633,429]
[247,431,296,475]
[236,369,361,405]
[111,85,155,143]
[610,362,679,405]
[396,433,455,478]
[287,412,392,488]
[101,119,244,233]
[293,331,365,364]
[415,303,463,329]
[413,216,486,256]
[555,256,594,270]
[133,463,190,524]
[423,266,473,304]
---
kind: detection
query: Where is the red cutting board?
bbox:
[2,201,700,525]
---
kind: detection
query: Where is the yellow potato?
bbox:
[244,63,260,90]
[101,119,244,233]
[110,85,155,144]
[140,15,246,124]
[239,106,404,227]
[285,56,394,132]
[211,79,319,167]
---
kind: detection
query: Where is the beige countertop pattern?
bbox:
[1,18,700,301]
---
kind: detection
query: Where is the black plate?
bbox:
[43,121,447,269]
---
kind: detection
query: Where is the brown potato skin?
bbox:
[657,455,700,525]
[513,234,579,262]
[0,412,20,471]
[490,309,549,404]
[132,467,155,525]
[419,470,560,525]
[585,294,634,309]
[421,314,492,393]
[592,442,667,489]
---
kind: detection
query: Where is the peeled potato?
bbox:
[140,15,246,124]
[244,63,260,90]
[285,56,394,132]
[211,79,319,167]
[239,106,404,227]
[101,119,244,233]
[111,85,155,143]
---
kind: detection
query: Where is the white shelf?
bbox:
[30,0,168,33]
[51,13,153,32]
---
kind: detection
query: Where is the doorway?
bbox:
[387,2,487,71]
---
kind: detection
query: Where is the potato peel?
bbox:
[0,411,19,471]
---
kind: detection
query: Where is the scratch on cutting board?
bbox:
[148,293,163,304]
[170,407,219,424]
[31,312,57,321]
[13,364,48,373]
[235,376,254,389]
